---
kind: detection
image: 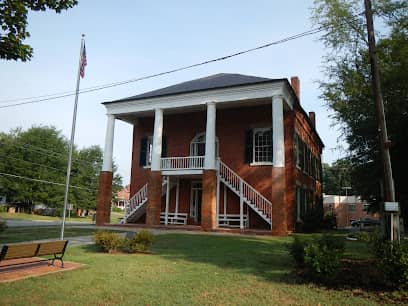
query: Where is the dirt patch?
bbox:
[0,257,85,283]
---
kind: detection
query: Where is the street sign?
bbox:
[384,202,399,212]
[67,204,74,211]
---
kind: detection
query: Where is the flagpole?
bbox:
[61,34,85,240]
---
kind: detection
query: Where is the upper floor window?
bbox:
[190,132,219,157]
[139,136,166,167]
[245,128,273,165]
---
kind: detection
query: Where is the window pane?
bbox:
[253,129,272,162]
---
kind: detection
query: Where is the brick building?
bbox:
[96,73,324,235]
[113,185,130,210]
[323,195,380,228]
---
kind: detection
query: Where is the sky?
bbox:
[0,0,345,185]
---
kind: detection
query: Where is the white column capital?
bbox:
[151,108,163,171]
[102,114,115,172]
[272,97,285,167]
[204,102,217,169]
[272,94,284,102]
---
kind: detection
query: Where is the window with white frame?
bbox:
[253,128,272,164]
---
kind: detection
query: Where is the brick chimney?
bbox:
[290,76,300,100]
[309,112,316,128]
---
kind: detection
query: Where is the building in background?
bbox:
[323,195,379,228]
[114,185,130,211]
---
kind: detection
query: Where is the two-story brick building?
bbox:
[96,73,323,235]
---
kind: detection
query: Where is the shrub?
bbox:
[368,232,408,288]
[304,241,342,282]
[322,213,337,229]
[0,218,7,232]
[111,206,123,213]
[288,236,308,267]
[124,230,155,253]
[318,234,345,253]
[289,234,345,283]
[94,231,124,253]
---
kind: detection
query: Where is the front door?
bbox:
[190,182,202,223]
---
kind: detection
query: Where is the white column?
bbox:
[239,180,244,229]
[216,174,220,227]
[175,178,180,215]
[165,176,170,225]
[272,95,285,167]
[151,108,163,171]
[204,102,216,169]
[223,184,227,220]
[102,114,115,172]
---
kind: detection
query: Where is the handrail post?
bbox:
[239,179,244,229]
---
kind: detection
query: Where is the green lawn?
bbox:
[0,233,390,306]
[0,226,97,244]
[0,212,93,223]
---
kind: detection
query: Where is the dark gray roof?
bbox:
[105,73,281,103]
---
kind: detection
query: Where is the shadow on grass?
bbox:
[152,233,293,283]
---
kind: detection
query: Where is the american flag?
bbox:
[80,43,87,78]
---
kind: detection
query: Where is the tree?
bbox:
[0,126,123,212]
[322,159,353,195]
[312,0,408,227]
[0,0,78,61]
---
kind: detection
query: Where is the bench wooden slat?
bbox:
[36,241,67,256]
[1,244,38,260]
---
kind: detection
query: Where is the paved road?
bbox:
[5,219,95,227]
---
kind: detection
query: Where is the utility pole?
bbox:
[364,0,396,239]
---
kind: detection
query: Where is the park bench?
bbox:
[0,240,69,268]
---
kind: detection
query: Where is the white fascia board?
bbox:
[104,81,294,116]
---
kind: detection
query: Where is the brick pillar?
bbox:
[272,168,287,235]
[202,169,217,230]
[96,171,113,226]
[146,171,162,226]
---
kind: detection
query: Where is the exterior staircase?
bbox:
[122,178,176,223]
[218,160,272,228]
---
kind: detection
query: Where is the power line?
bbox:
[0,27,323,109]
[0,172,97,191]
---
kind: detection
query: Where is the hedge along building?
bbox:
[96,73,324,235]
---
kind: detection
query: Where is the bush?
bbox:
[111,206,123,213]
[288,236,308,267]
[304,241,342,282]
[94,231,124,253]
[0,218,7,232]
[124,230,155,253]
[289,234,345,283]
[368,232,408,288]
[322,213,337,229]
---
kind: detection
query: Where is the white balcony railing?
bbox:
[160,156,205,170]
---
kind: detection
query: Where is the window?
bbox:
[139,136,166,167]
[252,128,272,164]
[348,203,356,212]
[190,132,219,157]
[294,133,301,168]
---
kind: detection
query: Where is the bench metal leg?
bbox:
[47,254,64,268]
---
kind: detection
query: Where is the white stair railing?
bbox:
[125,183,148,217]
[218,160,272,226]
[161,156,205,170]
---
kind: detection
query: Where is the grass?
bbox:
[0,226,98,244]
[0,232,392,305]
[110,211,124,224]
[0,212,93,223]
